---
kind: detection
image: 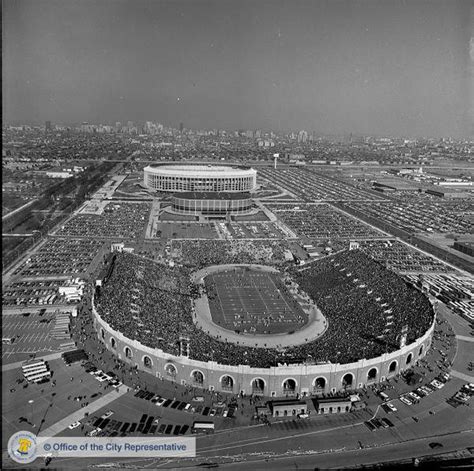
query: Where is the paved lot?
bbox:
[2,311,71,363]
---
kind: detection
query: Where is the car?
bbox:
[381,418,394,428]
[90,392,102,399]
[101,410,114,419]
[209,409,217,417]
[412,416,419,422]
[430,380,444,389]
[297,413,310,419]
[95,375,108,383]
[429,442,443,449]
[87,428,100,437]
[155,397,166,407]
[364,421,376,432]
[222,410,228,418]
[150,395,161,404]
[378,418,390,428]
[68,421,81,429]
[415,388,426,398]
[184,403,192,411]
[371,418,384,429]
[399,395,412,406]
[383,402,397,413]
[407,392,421,402]
[158,424,166,434]
[109,380,123,388]
[419,386,432,396]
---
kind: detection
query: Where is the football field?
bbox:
[205,268,308,334]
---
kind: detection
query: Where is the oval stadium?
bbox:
[143,164,257,193]
[92,249,435,397]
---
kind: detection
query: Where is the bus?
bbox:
[25,371,51,383]
[2,337,15,345]
[23,365,48,377]
[22,360,45,370]
[191,421,215,434]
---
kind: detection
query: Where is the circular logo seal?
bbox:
[8,431,37,464]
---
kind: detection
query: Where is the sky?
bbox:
[3,0,473,138]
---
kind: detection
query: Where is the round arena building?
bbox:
[143,164,257,193]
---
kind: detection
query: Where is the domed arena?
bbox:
[92,249,435,397]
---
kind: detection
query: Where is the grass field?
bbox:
[205,268,308,334]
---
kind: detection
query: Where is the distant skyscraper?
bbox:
[297,130,308,143]
[179,122,184,132]
[45,121,52,132]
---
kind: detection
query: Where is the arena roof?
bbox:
[145,164,255,175]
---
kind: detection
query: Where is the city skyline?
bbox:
[3,0,473,138]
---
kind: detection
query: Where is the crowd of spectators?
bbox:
[95,250,434,368]
[55,202,150,239]
[171,239,288,268]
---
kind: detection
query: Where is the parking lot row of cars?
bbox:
[84,363,123,388]
[398,372,450,406]
[132,387,234,418]
[447,383,474,407]
[13,237,104,278]
[84,410,192,438]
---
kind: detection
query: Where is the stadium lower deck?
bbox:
[205,268,307,334]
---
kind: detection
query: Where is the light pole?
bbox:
[28,399,35,428]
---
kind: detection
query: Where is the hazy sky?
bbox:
[3,0,473,137]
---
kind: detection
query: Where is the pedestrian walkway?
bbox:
[455,335,474,343]
[2,350,75,372]
[38,384,130,437]
[450,370,474,383]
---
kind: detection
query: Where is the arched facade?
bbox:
[92,296,434,397]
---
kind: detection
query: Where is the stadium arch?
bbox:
[251,377,266,394]
[142,355,153,369]
[313,376,327,392]
[367,367,378,383]
[220,374,235,391]
[342,372,355,389]
[191,369,205,385]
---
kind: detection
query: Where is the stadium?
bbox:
[143,164,257,193]
[92,249,435,398]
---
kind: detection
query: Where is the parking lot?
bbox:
[2,279,70,307]
[259,167,386,202]
[267,204,384,240]
[343,199,472,235]
[359,240,458,274]
[2,310,75,363]
[13,237,105,278]
[54,201,151,239]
